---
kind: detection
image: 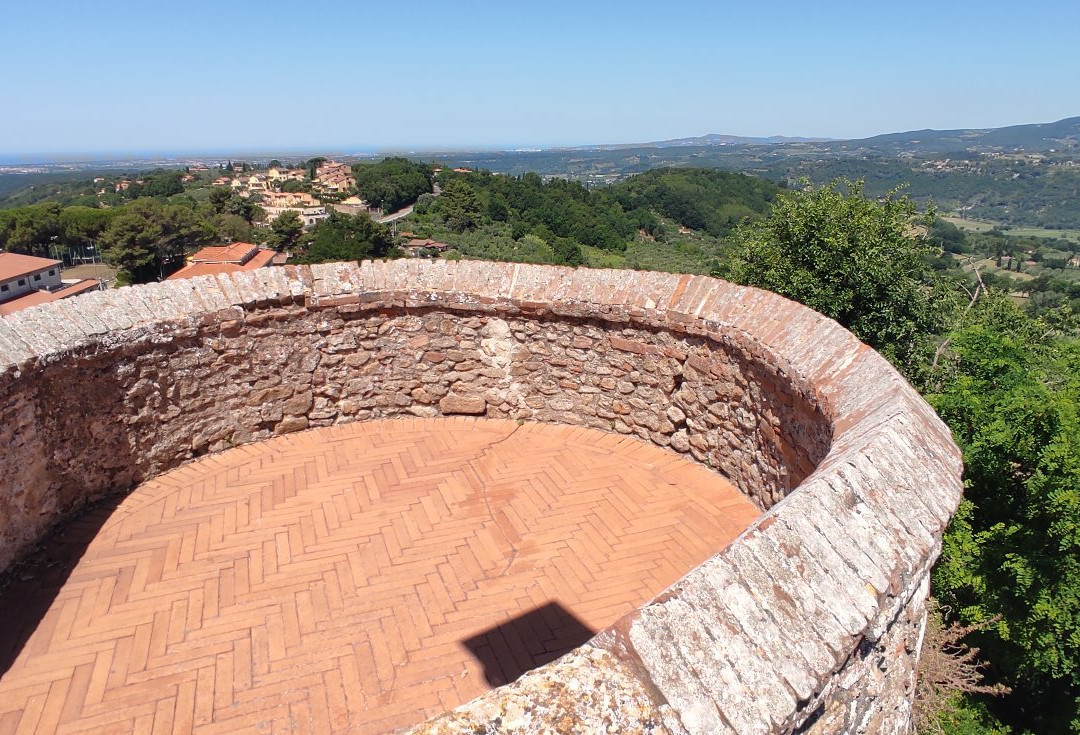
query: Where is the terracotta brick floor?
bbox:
[0,417,759,734]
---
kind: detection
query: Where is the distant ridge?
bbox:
[836,116,1080,153]
[560,116,1080,155]
[561,133,834,151]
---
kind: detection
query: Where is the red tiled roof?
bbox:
[166,263,244,281]
[0,290,57,315]
[167,249,277,281]
[0,279,100,316]
[55,279,101,298]
[0,253,61,282]
[244,250,276,269]
[189,242,258,265]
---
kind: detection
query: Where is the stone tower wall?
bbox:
[0,261,963,734]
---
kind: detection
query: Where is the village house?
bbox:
[267,167,306,183]
[0,253,101,315]
[166,242,280,281]
[261,205,329,229]
[261,191,319,208]
[329,195,373,217]
[313,161,354,194]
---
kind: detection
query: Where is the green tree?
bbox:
[296,211,394,264]
[208,187,259,222]
[267,210,304,252]
[99,199,209,283]
[59,206,117,250]
[724,179,945,375]
[306,157,327,180]
[213,214,254,244]
[931,294,1080,732]
[100,212,161,285]
[0,203,62,256]
[351,157,433,212]
[437,179,484,232]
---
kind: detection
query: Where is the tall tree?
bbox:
[931,295,1080,732]
[295,211,394,264]
[100,212,161,285]
[724,179,945,375]
[267,210,304,252]
[437,179,483,233]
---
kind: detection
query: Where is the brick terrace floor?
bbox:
[0,418,759,734]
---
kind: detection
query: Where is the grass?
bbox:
[1002,226,1080,243]
[943,215,1080,243]
[941,215,998,232]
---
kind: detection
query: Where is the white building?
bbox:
[0,253,63,302]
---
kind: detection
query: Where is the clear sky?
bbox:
[2,0,1078,157]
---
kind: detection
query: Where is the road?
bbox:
[373,184,441,224]
[375,203,414,223]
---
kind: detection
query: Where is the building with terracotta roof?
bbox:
[262,191,319,208]
[166,243,280,281]
[0,253,102,315]
[188,242,262,265]
[0,254,63,302]
[267,167,306,183]
[313,161,354,194]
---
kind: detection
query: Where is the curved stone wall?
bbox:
[0,260,963,734]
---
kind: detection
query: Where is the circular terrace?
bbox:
[0,261,963,735]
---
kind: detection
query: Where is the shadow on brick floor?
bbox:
[0,496,123,676]
[462,601,596,687]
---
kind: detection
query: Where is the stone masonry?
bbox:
[0,260,964,734]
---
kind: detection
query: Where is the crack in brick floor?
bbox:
[0,417,759,734]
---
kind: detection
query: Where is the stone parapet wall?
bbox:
[0,261,963,734]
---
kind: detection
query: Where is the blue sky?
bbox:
[2,0,1078,157]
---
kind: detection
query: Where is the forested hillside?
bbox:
[401,167,780,271]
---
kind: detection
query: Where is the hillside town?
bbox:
[0,158,455,315]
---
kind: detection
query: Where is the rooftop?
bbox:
[0,253,61,282]
[0,279,100,316]
[189,242,259,265]
[168,245,277,281]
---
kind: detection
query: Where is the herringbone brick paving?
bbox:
[0,417,758,734]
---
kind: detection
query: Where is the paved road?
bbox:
[375,203,414,223]
[374,184,440,224]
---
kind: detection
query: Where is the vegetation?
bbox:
[929,295,1080,733]
[267,210,304,252]
[351,157,433,212]
[609,167,780,238]
[293,211,394,264]
[402,168,779,270]
[723,180,943,374]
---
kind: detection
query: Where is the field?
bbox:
[940,215,999,232]
[1004,226,1080,243]
[942,215,1080,244]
